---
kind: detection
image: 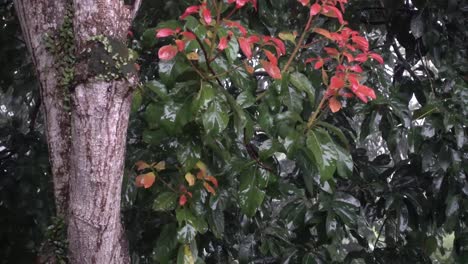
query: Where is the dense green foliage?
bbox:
[0,0,467,263]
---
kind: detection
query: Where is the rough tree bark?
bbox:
[14,0,141,263]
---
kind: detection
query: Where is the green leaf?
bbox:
[236,91,255,108]
[334,144,353,178]
[146,80,168,101]
[184,16,207,38]
[177,142,201,171]
[226,36,240,63]
[208,208,225,239]
[202,100,229,134]
[316,121,350,149]
[176,208,208,234]
[413,103,440,120]
[239,169,266,217]
[154,224,178,263]
[306,128,337,181]
[194,82,216,112]
[290,72,315,105]
[152,192,178,211]
[177,224,197,243]
[131,89,142,113]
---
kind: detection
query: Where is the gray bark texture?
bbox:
[14,0,141,263]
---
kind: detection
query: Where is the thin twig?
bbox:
[282,14,314,72]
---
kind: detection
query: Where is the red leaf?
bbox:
[322,5,346,25]
[315,59,325,69]
[202,7,212,24]
[349,64,363,73]
[180,5,200,20]
[324,47,339,56]
[158,45,178,60]
[179,194,187,206]
[156,28,176,38]
[310,3,321,16]
[298,0,310,6]
[369,52,384,64]
[354,53,368,63]
[263,49,278,65]
[224,20,247,36]
[261,60,282,79]
[352,36,369,52]
[180,31,196,40]
[248,35,260,44]
[342,51,354,62]
[329,97,342,113]
[175,40,185,52]
[330,76,345,90]
[218,36,229,50]
[238,37,252,59]
[352,84,376,103]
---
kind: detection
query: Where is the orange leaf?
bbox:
[135,161,150,171]
[135,172,156,189]
[329,97,342,113]
[203,182,216,195]
[204,175,219,188]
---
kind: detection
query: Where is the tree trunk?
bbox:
[14,0,71,218]
[68,80,133,263]
[14,0,141,263]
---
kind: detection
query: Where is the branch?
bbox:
[392,41,421,82]
[130,0,142,20]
